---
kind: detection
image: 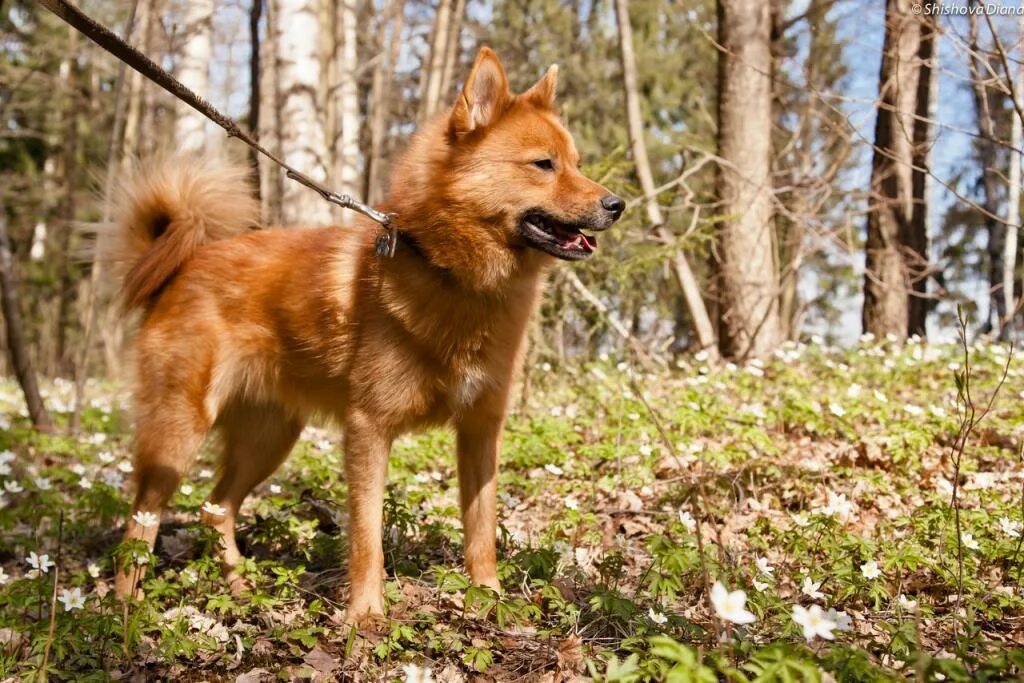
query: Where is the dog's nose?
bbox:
[601,195,625,216]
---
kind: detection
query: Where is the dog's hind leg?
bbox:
[204,402,303,593]
[115,401,209,599]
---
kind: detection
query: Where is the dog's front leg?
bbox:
[455,405,504,592]
[342,410,392,624]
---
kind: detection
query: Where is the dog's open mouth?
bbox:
[517,211,597,261]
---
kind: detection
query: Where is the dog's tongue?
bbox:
[561,232,597,252]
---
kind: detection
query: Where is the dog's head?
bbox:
[442,48,624,262]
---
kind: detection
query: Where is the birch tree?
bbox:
[275,0,332,225]
[714,0,781,359]
[332,0,360,219]
[174,0,214,151]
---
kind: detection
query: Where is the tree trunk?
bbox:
[261,0,284,224]
[248,0,263,193]
[333,0,361,218]
[175,0,215,151]
[365,0,405,204]
[0,205,52,432]
[614,0,718,359]
[437,0,466,102]
[276,0,333,225]
[54,26,79,377]
[907,9,936,337]
[1002,12,1024,334]
[714,0,781,359]
[418,0,453,122]
[862,0,935,342]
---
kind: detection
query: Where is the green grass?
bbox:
[1,336,1023,681]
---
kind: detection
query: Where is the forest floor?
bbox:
[1,336,1024,682]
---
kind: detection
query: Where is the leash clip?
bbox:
[375,227,398,258]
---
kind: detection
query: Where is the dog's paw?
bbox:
[474,576,501,593]
[343,593,386,630]
[225,569,253,595]
[342,607,387,631]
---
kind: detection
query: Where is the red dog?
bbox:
[108,47,623,623]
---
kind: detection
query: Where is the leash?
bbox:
[37,0,399,258]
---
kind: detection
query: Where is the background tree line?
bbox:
[1,0,1023,426]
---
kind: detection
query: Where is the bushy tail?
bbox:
[98,155,260,312]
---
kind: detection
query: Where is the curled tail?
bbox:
[99,155,260,312]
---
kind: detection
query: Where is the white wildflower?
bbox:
[58,587,86,611]
[117,460,134,474]
[26,551,53,574]
[198,468,214,480]
[0,450,13,465]
[648,608,668,625]
[792,604,836,641]
[998,517,1022,538]
[752,579,769,592]
[3,480,23,494]
[402,663,435,683]
[563,497,579,511]
[828,403,846,418]
[677,510,697,532]
[201,501,227,517]
[269,484,282,495]
[860,560,882,580]
[544,463,564,477]
[710,580,756,625]
[78,476,92,490]
[755,556,774,575]
[132,510,159,529]
[801,577,825,600]
[33,477,51,491]
[827,608,853,632]
[898,594,918,611]
[961,533,980,551]
[101,471,124,488]
[98,451,116,464]
[180,483,194,496]
[87,563,100,579]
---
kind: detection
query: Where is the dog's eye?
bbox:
[532,159,555,171]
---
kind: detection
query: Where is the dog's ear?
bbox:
[450,47,511,136]
[523,64,558,110]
